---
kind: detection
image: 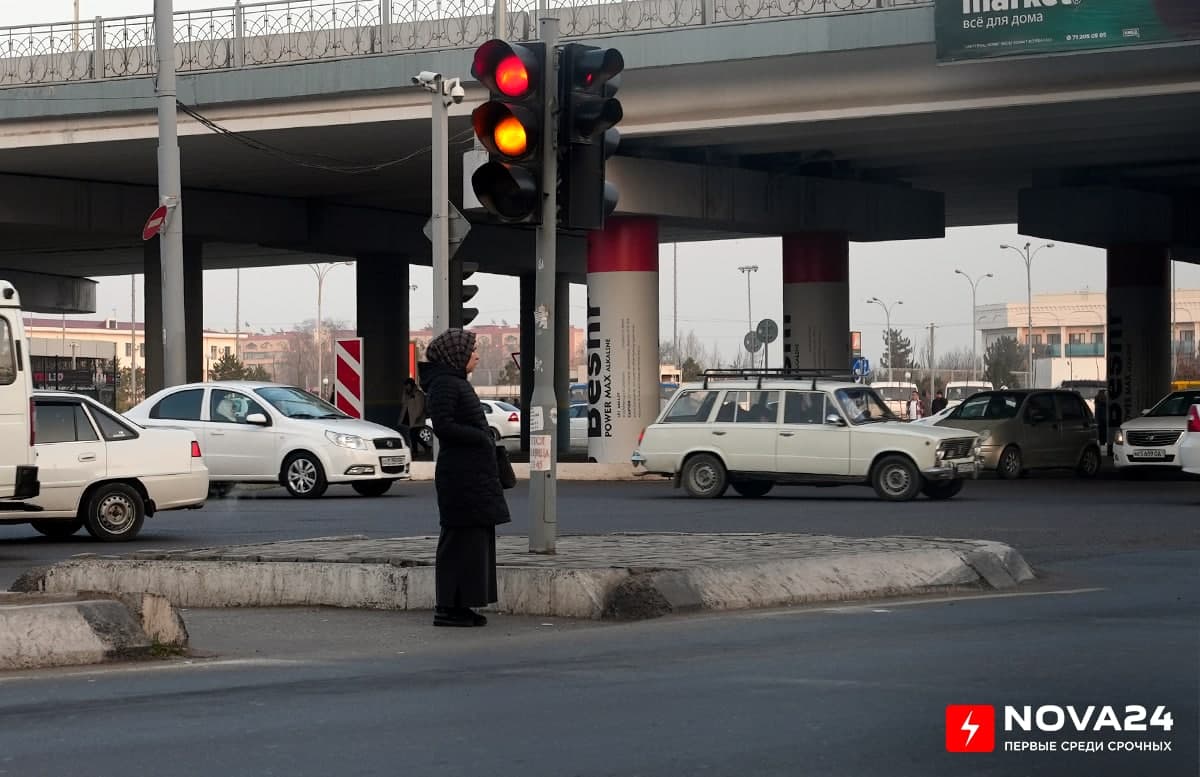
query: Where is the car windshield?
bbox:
[951,392,1024,420]
[254,386,346,419]
[834,387,898,424]
[1146,391,1200,417]
[945,384,990,401]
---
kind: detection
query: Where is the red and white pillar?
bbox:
[585,217,660,464]
[1106,244,1170,435]
[782,232,850,371]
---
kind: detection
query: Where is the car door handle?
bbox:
[779,432,795,437]
[78,453,96,462]
[210,431,226,436]
[711,430,726,436]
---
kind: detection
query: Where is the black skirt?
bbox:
[435,526,498,608]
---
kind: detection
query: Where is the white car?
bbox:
[1112,390,1200,471]
[1178,405,1200,475]
[911,404,956,426]
[126,381,410,498]
[425,399,521,447]
[0,391,208,541]
[633,374,981,501]
[568,403,588,452]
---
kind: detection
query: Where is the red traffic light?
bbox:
[472,39,540,99]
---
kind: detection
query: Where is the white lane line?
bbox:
[747,587,1108,618]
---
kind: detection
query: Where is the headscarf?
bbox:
[425,328,476,374]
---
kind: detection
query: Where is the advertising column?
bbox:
[585,217,660,464]
[782,232,850,371]
[1106,245,1170,436]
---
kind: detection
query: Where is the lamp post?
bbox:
[867,297,902,382]
[1000,241,1054,388]
[308,262,353,393]
[737,264,759,366]
[954,270,993,381]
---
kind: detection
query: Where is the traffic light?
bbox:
[470,39,546,223]
[558,43,624,230]
[449,260,479,328]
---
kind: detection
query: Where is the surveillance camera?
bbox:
[449,83,466,103]
[412,71,442,86]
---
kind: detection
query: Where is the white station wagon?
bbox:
[632,372,981,501]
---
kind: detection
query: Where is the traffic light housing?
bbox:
[449,260,480,328]
[558,43,624,230]
[470,40,546,223]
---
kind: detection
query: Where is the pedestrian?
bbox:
[397,377,429,457]
[423,328,511,627]
[1094,388,1109,454]
[931,390,948,415]
[907,390,923,421]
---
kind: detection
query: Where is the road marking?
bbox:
[747,587,1107,618]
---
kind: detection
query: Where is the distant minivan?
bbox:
[0,280,38,503]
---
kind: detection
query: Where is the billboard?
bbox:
[936,0,1200,62]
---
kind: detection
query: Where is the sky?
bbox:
[13,1,1200,369]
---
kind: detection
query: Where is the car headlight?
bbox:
[325,430,369,450]
[1114,429,1124,446]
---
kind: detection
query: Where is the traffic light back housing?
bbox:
[558,43,624,230]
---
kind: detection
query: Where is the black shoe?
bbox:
[433,607,487,627]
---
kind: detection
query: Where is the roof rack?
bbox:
[700,368,858,390]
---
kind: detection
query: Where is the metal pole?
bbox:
[1026,249,1033,388]
[431,81,450,335]
[155,0,187,388]
[73,0,80,50]
[673,243,678,369]
[130,274,138,401]
[316,272,324,393]
[235,268,241,361]
[529,16,559,554]
[886,308,892,383]
[928,323,935,407]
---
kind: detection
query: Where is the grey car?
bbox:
[934,390,1102,479]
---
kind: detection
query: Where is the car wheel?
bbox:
[489,427,501,443]
[871,455,921,502]
[997,445,1023,480]
[31,518,84,539]
[282,452,329,498]
[208,482,235,498]
[82,483,145,542]
[921,479,964,500]
[416,427,435,448]
[731,480,774,498]
[352,480,394,497]
[681,453,728,498]
[1076,446,1101,478]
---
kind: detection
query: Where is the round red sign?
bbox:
[142,205,169,241]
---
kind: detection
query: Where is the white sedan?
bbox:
[424,400,522,449]
[127,381,410,498]
[1179,405,1200,475]
[1112,390,1200,471]
[0,391,208,541]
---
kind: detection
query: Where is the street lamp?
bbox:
[867,297,902,382]
[954,269,993,381]
[308,262,354,394]
[1000,241,1054,388]
[737,265,759,366]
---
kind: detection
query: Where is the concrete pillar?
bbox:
[519,272,534,452]
[184,240,204,383]
[1106,244,1170,437]
[143,241,163,396]
[555,274,571,456]
[585,216,660,464]
[781,232,850,372]
[355,255,410,430]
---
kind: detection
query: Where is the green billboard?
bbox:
[936,0,1200,62]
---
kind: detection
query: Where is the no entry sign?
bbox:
[142,205,169,241]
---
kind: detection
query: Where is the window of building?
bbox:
[125,342,132,357]
[138,344,144,358]
[1069,332,1086,344]
[1047,333,1062,346]
[223,346,231,358]
[210,345,218,360]
[1092,332,1104,345]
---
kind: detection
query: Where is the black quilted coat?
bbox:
[424,361,512,528]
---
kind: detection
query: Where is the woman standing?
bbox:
[423,328,511,627]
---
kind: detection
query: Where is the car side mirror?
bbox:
[245,412,269,426]
[825,413,847,427]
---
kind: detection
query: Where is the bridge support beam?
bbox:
[1106,244,1170,441]
[585,216,661,464]
[355,255,410,430]
[781,232,849,372]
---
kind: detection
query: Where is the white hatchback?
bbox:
[127,381,410,498]
[0,391,208,541]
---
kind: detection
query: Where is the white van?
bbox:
[0,281,38,503]
[872,381,919,419]
[944,381,994,408]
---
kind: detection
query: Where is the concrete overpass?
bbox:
[0,0,1196,454]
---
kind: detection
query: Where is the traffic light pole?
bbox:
[155,0,186,387]
[529,16,559,554]
[430,79,450,335]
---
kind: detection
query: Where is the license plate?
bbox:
[380,456,407,467]
[1131,449,1165,459]
[953,461,976,474]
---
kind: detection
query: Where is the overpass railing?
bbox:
[0,0,928,88]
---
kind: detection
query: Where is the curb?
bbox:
[19,541,1034,621]
[408,462,652,482]
[0,591,188,670]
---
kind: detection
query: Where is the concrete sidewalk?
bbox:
[17,533,1035,621]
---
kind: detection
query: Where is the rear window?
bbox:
[494,401,519,412]
[953,392,1022,420]
[0,317,14,386]
[88,403,139,441]
[150,388,205,421]
[662,390,718,423]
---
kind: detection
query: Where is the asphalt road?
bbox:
[3,475,1199,589]
[0,550,1194,777]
